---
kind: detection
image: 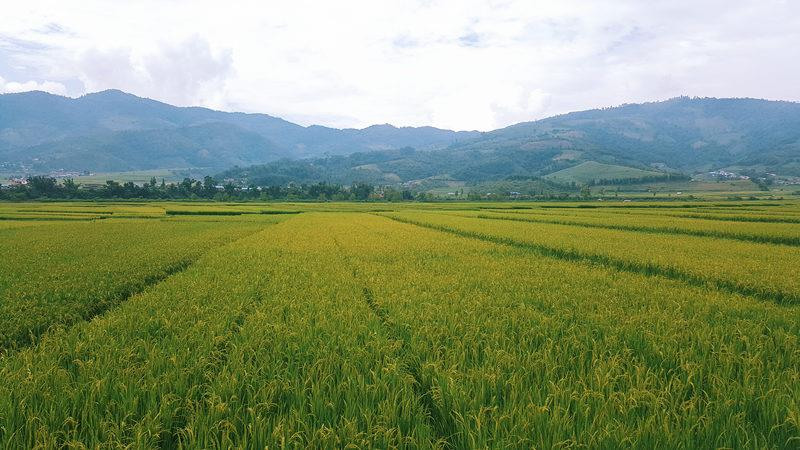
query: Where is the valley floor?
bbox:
[0,200,798,448]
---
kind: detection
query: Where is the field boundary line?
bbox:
[566,208,800,225]
[332,236,459,448]
[0,216,109,222]
[454,212,800,247]
[378,214,800,306]
[669,214,800,224]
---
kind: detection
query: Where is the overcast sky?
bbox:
[1,0,798,131]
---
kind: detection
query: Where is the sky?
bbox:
[1,0,798,131]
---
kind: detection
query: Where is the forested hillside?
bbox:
[3,93,800,181]
[0,90,478,172]
[221,97,800,186]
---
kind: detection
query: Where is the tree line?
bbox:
[585,173,691,187]
[0,176,403,201]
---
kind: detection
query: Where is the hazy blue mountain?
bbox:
[220,97,800,186]
[3,92,800,179]
[0,90,479,171]
[6,122,285,173]
[450,97,800,175]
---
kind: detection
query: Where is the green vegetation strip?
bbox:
[165,209,301,216]
[533,203,784,210]
[0,215,108,221]
[17,209,114,215]
[671,213,800,224]
[557,208,800,224]
[165,210,245,216]
[260,209,302,214]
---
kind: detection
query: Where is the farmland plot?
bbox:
[0,201,798,448]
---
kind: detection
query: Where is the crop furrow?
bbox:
[163,296,263,448]
[0,259,193,355]
[1,224,272,356]
[334,237,459,448]
[381,214,800,305]
[465,213,800,247]
[671,214,800,224]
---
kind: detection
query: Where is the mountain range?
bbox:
[0,90,478,172]
[2,91,800,185]
[220,97,800,186]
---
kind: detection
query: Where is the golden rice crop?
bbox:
[384,210,800,304]
[0,214,433,448]
[329,213,800,448]
[0,218,279,351]
[0,201,798,448]
[445,208,800,245]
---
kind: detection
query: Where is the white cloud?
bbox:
[0,0,798,130]
[76,36,233,108]
[0,75,66,95]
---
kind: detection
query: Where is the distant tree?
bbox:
[351,183,374,201]
[203,176,217,197]
[27,176,58,197]
[104,180,122,197]
[62,178,80,197]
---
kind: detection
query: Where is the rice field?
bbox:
[0,200,798,448]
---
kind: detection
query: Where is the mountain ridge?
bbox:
[3,91,800,183]
[0,89,480,172]
[220,96,800,186]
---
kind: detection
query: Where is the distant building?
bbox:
[708,170,749,180]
